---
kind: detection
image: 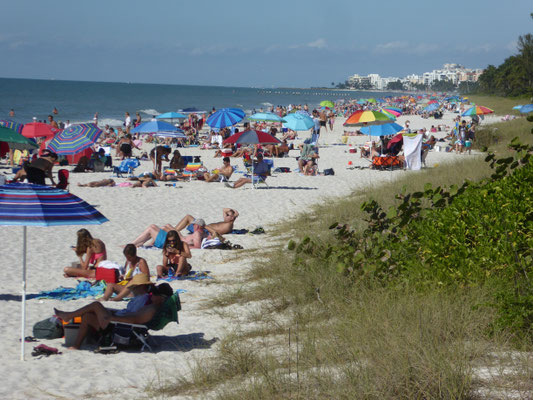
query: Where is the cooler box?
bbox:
[95,267,119,283]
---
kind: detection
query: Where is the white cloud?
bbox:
[374,41,408,53]
[307,38,327,49]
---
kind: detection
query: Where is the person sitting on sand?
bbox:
[156,230,192,278]
[169,150,185,170]
[129,219,209,249]
[54,275,172,350]
[63,229,107,278]
[203,157,233,182]
[100,244,150,302]
[78,179,116,187]
[297,144,319,172]
[265,139,290,157]
[225,153,269,189]
[173,208,239,236]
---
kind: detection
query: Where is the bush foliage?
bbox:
[289,118,533,335]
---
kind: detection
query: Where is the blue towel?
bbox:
[157,270,212,282]
[31,281,106,301]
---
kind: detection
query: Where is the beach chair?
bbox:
[107,292,181,352]
[113,158,140,177]
[370,156,403,171]
[183,162,202,180]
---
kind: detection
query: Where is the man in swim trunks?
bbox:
[203,157,233,182]
[173,208,239,237]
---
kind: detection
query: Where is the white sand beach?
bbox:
[0,112,501,399]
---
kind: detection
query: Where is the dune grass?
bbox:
[149,112,533,399]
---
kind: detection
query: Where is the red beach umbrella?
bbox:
[22,122,60,139]
[223,129,281,145]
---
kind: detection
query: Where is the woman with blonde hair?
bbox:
[63,229,107,278]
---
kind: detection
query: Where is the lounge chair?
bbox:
[113,158,140,177]
[106,292,181,352]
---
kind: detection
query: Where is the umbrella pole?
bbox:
[20,225,27,361]
[251,160,255,190]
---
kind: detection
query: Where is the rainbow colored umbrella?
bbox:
[0,183,108,359]
[461,105,494,117]
[0,120,24,134]
[384,107,402,113]
[344,110,394,127]
[206,108,245,128]
[47,123,103,155]
[382,108,401,117]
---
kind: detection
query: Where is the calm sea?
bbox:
[0,77,402,128]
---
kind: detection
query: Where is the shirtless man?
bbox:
[77,179,116,187]
[203,157,233,182]
[173,208,239,237]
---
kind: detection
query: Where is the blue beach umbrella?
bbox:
[360,122,404,136]
[248,112,286,123]
[154,130,187,139]
[0,183,108,360]
[206,108,245,128]
[512,105,524,110]
[424,103,440,112]
[47,123,103,155]
[282,113,315,131]
[131,120,178,134]
[156,112,187,120]
[519,104,533,114]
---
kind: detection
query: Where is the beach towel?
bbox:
[230,229,249,234]
[31,281,106,301]
[158,271,212,282]
[403,134,423,171]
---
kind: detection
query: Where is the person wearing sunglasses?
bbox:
[156,230,192,278]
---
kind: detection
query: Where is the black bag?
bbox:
[324,168,335,176]
[33,317,64,339]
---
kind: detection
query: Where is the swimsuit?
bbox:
[89,251,106,265]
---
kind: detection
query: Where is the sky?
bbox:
[0,0,531,88]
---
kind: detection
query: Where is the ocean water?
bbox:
[0,77,401,128]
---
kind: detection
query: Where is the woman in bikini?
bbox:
[100,244,150,301]
[156,230,191,278]
[63,229,107,278]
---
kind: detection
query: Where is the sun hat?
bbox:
[125,273,151,288]
[192,218,206,227]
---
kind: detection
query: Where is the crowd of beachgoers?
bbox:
[0,92,509,397]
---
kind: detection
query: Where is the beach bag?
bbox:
[33,316,64,339]
[324,168,335,176]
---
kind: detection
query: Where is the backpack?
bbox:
[33,316,64,339]
[324,168,335,176]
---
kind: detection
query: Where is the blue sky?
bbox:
[0,0,531,87]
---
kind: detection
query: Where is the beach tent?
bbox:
[0,183,108,360]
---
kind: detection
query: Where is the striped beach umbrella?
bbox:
[0,120,24,134]
[47,123,103,155]
[461,105,494,117]
[344,110,394,127]
[0,183,108,360]
[383,107,402,116]
[206,108,245,128]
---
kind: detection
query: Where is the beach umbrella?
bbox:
[424,103,440,112]
[385,107,402,113]
[356,99,367,105]
[223,129,280,189]
[0,183,109,360]
[0,126,39,151]
[22,122,59,139]
[179,107,207,114]
[156,111,187,120]
[131,120,177,134]
[0,120,24,134]
[380,108,401,118]
[360,122,404,136]
[344,110,394,140]
[153,130,187,139]
[282,113,315,131]
[320,100,335,108]
[248,112,286,123]
[47,123,103,155]
[387,133,403,149]
[367,98,377,104]
[512,105,524,110]
[461,105,494,117]
[206,108,245,129]
[519,104,533,114]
